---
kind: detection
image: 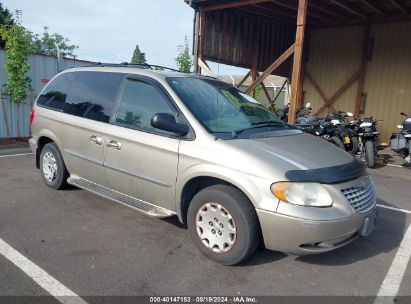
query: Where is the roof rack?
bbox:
[91,62,181,73]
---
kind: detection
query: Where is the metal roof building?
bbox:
[185,0,411,142]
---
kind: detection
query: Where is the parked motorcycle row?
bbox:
[390,112,411,167]
[276,104,410,168]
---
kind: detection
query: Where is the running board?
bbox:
[67,176,176,218]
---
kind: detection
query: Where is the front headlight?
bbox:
[270,182,333,207]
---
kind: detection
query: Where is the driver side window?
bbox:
[115,79,176,135]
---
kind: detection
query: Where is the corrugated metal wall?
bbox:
[364,22,411,142]
[304,21,411,142]
[0,51,92,138]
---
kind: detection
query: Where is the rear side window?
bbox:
[37,73,74,111]
[115,79,176,134]
[64,71,124,122]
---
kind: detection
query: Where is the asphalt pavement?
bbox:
[0,149,410,302]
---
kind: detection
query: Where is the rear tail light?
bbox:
[30,108,35,125]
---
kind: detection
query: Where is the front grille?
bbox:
[341,178,376,214]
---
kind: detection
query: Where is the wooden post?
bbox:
[288,0,307,124]
[250,67,258,97]
[250,17,262,98]
[197,9,206,74]
[193,11,200,73]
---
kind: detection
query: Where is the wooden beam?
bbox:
[238,6,293,23]
[314,67,362,115]
[245,44,295,94]
[260,82,274,108]
[321,68,362,109]
[255,3,296,20]
[236,70,251,88]
[389,0,409,15]
[288,0,307,124]
[329,0,369,19]
[272,79,287,104]
[359,0,388,17]
[306,70,339,113]
[203,0,269,12]
[198,57,216,77]
[308,1,341,18]
[306,71,328,104]
[313,14,411,28]
[269,0,330,21]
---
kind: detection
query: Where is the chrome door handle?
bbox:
[89,135,102,145]
[106,139,122,150]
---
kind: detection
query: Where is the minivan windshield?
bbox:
[166,77,286,136]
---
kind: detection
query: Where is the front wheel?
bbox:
[365,140,375,168]
[330,136,345,150]
[187,185,260,265]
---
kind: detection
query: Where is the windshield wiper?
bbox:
[232,121,284,138]
[251,120,283,126]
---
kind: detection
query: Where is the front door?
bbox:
[104,77,180,210]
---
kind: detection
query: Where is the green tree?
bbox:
[0,10,33,137]
[32,26,78,58]
[0,2,14,48]
[131,44,146,64]
[175,36,192,73]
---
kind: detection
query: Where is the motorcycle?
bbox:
[276,102,316,125]
[323,111,358,154]
[390,112,411,166]
[293,102,320,134]
[352,117,381,168]
[276,104,289,122]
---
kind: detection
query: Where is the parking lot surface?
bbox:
[0,150,410,301]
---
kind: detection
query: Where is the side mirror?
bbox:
[151,113,189,136]
[400,112,409,117]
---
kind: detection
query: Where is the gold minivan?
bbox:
[30,64,378,265]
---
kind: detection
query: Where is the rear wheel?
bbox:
[40,143,69,189]
[365,140,375,168]
[350,137,359,155]
[187,185,260,265]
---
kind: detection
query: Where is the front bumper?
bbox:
[257,207,377,255]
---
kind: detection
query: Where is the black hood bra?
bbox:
[285,159,366,184]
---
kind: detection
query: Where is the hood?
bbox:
[224,133,363,183]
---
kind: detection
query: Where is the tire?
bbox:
[365,140,375,168]
[350,137,359,155]
[330,136,345,150]
[187,184,260,265]
[39,143,69,190]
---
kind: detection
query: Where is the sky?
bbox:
[2,0,247,75]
